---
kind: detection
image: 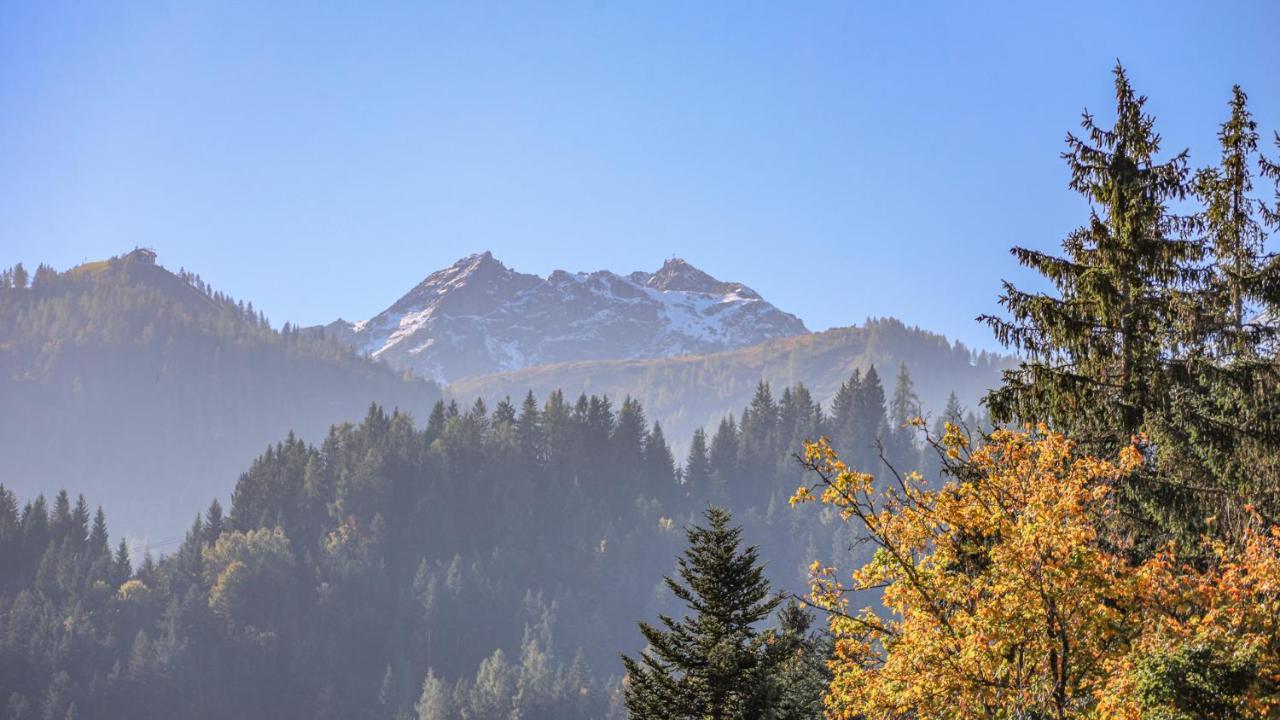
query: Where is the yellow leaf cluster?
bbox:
[796,428,1280,719]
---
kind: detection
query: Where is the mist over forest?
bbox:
[3,4,1280,719]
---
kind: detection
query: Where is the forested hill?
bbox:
[448,318,1010,450]
[0,366,980,719]
[0,250,441,541]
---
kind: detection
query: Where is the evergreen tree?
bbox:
[415,669,451,720]
[923,392,967,483]
[204,499,224,546]
[642,421,677,505]
[779,384,823,462]
[707,416,739,500]
[1151,85,1280,530]
[850,365,888,471]
[828,369,861,453]
[493,396,518,430]
[49,491,71,545]
[1191,86,1277,352]
[621,507,782,720]
[88,507,109,556]
[737,382,780,500]
[541,390,573,471]
[683,429,711,498]
[982,63,1194,450]
[740,382,779,460]
[517,391,544,462]
[70,495,90,551]
[886,363,921,471]
[771,603,831,720]
[614,397,648,470]
[980,65,1215,543]
[112,538,132,586]
[425,400,447,444]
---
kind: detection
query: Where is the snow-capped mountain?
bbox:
[323,252,809,383]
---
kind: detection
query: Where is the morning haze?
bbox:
[2,3,1278,719]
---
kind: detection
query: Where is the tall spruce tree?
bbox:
[707,415,739,501]
[644,420,678,506]
[684,429,711,499]
[622,506,783,720]
[1155,85,1280,529]
[979,64,1208,543]
[982,66,1280,544]
[983,63,1195,450]
[1192,86,1277,354]
[886,363,921,471]
[850,365,887,472]
[828,369,861,455]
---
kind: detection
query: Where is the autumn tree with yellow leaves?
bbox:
[792,426,1280,719]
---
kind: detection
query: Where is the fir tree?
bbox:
[828,369,861,454]
[1152,85,1280,530]
[707,415,739,500]
[70,495,90,551]
[11,262,27,290]
[614,397,648,470]
[683,429,711,498]
[203,499,224,547]
[88,507,109,556]
[415,669,450,720]
[50,491,71,545]
[425,400,447,444]
[493,396,518,429]
[621,506,783,719]
[643,421,677,503]
[771,603,831,720]
[983,63,1194,449]
[112,538,132,586]
[517,390,544,462]
[886,363,921,471]
[1192,86,1276,353]
[850,365,887,472]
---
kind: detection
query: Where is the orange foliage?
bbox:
[793,426,1280,719]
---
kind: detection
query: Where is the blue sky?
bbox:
[2,1,1277,350]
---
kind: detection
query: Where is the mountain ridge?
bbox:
[322,252,809,383]
[0,250,442,539]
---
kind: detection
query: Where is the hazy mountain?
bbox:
[0,250,441,540]
[322,252,809,383]
[0,252,1010,719]
[449,318,1012,449]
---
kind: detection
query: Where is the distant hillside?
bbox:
[448,318,1011,447]
[320,252,808,382]
[0,250,441,540]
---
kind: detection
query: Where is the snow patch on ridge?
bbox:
[333,253,808,382]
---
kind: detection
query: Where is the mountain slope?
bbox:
[326,252,809,382]
[449,318,1011,448]
[0,250,441,540]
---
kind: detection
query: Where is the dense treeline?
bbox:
[0,353,958,718]
[0,249,441,538]
[450,316,1009,450]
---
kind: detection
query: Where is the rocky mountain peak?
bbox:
[639,257,761,299]
[329,253,808,383]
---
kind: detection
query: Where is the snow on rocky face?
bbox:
[325,252,809,384]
